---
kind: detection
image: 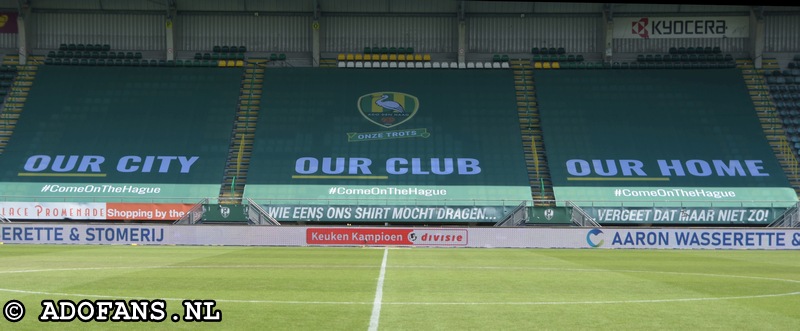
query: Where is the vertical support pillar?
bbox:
[17,14,26,65]
[312,20,320,67]
[458,21,466,64]
[602,4,614,64]
[750,8,765,69]
[165,18,175,61]
[16,2,31,66]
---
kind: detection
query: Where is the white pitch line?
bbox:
[368,248,389,331]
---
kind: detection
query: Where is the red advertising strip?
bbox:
[306,228,468,246]
[0,12,17,33]
[105,203,195,221]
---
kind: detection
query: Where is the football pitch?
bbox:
[0,245,798,330]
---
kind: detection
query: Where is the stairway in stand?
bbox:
[511,59,555,206]
[738,58,800,196]
[0,55,39,155]
[219,59,265,203]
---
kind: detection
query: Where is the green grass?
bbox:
[0,245,798,330]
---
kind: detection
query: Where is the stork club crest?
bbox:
[357,92,419,128]
[348,92,429,142]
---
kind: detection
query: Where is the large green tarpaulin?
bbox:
[243,68,532,205]
[535,69,796,207]
[0,66,243,202]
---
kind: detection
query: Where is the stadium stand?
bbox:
[1,2,799,226]
[0,65,244,202]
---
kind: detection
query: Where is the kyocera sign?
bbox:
[615,16,749,39]
[20,155,199,175]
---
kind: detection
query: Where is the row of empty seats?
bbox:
[45,58,244,67]
[337,61,510,69]
[213,45,247,53]
[195,52,246,61]
[669,46,722,55]
[364,46,416,55]
[0,67,16,98]
[534,54,585,62]
[59,43,111,52]
[531,47,566,55]
[48,50,142,60]
[337,53,431,62]
[637,53,734,63]
[768,55,800,155]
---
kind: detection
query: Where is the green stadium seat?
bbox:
[278,54,286,61]
[194,52,202,60]
[213,45,221,53]
[59,43,68,51]
[77,44,86,51]
[102,44,111,52]
[238,45,246,53]
[531,47,540,54]
[44,58,54,65]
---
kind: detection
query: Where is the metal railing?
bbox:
[494,201,527,227]
[173,198,208,225]
[566,200,601,227]
[768,202,800,228]
[246,198,281,225]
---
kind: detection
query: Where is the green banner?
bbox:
[244,184,532,206]
[0,67,242,201]
[534,70,796,207]
[583,206,788,225]
[244,68,532,204]
[202,204,248,223]
[554,186,798,207]
[527,206,572,225]
[0,182,219,203]
[260,204,512,223]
